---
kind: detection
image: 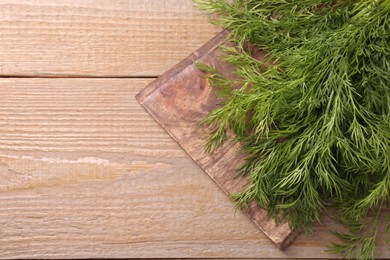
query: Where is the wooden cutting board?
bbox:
[136,30,299,250]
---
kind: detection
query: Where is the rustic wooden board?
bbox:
[0,0,219,77]
[136,31,299,250]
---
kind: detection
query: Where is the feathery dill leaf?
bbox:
[195,0,390,258]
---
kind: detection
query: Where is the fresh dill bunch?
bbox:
[195,0,390,258]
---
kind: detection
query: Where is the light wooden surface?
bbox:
[0,0,219,77]
[0,1,388,259]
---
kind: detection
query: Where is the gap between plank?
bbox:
[0,75,158,79]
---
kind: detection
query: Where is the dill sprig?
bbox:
[195,0,390,258]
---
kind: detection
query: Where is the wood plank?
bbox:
[0,78,388,259]
[0,0,220,77]
[136,31,298,250]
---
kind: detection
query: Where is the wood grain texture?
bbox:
[0,0,220,77]
[136,31,298,250]
[0,78,388,259]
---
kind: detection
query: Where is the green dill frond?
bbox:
[195,0,390,258]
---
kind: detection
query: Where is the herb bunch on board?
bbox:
[195,0,390,258]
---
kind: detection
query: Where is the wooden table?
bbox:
[0,1,388,259]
